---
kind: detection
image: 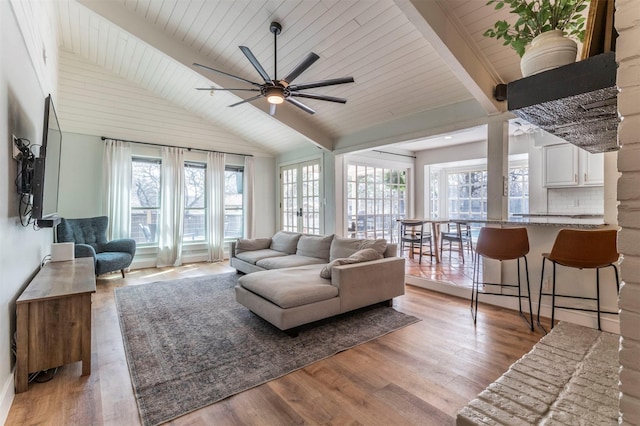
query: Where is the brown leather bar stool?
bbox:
[471,227,533,330]
[537,229,620,332]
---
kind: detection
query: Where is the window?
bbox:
[346,164,407,240]
[224,166,243,239]
[184,162,206,242]
[429,161,529,219]
[508,165,529,217]
[131,157,161,244]
[446,169,487,220]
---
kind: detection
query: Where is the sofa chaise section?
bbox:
[233,232,406,333]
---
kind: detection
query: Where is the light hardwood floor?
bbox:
[403,244,477,289]
[6,261,542,425]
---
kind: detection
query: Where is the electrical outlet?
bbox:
[542,278,550,292]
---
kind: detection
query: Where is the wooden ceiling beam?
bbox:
[394,0,504,115]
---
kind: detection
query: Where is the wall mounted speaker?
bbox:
[494,84,508,102]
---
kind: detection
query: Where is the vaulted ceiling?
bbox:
[53,0,528,157]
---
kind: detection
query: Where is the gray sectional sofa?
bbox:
[231,231,405,334]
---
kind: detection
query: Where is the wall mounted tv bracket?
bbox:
[13,136,35,194]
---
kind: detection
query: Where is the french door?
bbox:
[280,160,322,235]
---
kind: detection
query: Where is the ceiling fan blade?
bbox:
[269,104,277,116]
[289,76,355,91]
[283,52,319,84]
[193,63,262,87]
[239,46,272,84]
[291,92,347,104]
[195,87,260,92]
[228,94,263,108]
[285,98,315,115]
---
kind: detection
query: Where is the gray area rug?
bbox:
[115,272,419,426]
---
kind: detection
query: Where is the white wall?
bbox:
[0,2,58,422]
[57,132,104,218]
[252,155,276,238]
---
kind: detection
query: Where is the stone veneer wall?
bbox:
[616,0,640,423]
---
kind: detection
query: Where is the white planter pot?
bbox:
[520,30,577,77]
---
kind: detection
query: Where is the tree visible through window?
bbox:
[131,157,161,244]
[184,162,206,242]
[224,167,243,239]
[446,170,487,219]
[131,157,245,245]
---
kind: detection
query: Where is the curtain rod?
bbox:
[372,149,416,159]
[100,136,253,157]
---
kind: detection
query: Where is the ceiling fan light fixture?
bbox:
[266,87,284,104]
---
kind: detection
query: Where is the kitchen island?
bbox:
[468,214,606,228]
[406,215,619,333]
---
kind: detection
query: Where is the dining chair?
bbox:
[440,221,473,263]
[471,227,533,330]
[399,220,433,264]
[537,229,620,332]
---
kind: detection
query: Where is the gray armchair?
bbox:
[56,216,136,278]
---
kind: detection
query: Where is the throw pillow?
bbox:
[320,248,384,279]
[235,238,272,254]
[329,236,387,262]
[296,234,334,261]
[270,231,302,254]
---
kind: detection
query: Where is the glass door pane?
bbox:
[346,164,407,242]
[280,160,322,234]
[280,166,298,233]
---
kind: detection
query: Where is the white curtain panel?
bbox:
[206,152,226,262]
[243,156,256,239]
[103,139,132,240]
[156,147,185,267]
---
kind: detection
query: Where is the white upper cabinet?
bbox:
[543,143,604,187]
[581,149,605,185]
[543,143,579,187]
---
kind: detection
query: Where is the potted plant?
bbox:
[483,0,590,76]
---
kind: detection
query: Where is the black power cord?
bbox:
[13,138,38,227]
[11,331,59,384]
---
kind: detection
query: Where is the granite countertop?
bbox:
[455,215,607,229]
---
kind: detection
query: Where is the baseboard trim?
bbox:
[0,369,15,425]
[406,275,620,334]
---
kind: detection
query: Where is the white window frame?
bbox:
[343,154,413,243]
[427,155,528,219]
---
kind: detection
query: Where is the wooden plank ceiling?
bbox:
[53,0,526,155]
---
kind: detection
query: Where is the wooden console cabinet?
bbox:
[15,257,96,393]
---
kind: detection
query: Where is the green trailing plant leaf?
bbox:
[484,0,590,57]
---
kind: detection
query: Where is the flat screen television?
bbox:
[31,94,62,222]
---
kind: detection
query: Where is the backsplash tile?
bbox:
[547,187,604,215]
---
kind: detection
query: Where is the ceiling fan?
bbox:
[193,21,354,116]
